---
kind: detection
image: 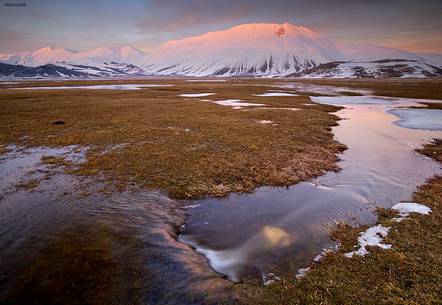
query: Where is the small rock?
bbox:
[52,120,65,125]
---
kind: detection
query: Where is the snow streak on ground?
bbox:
[392,202,432,222]
[344,225,392,258]
[344,202,432,257]
[253,92,299,97]
[211,99,265,109]
[256,120,274,124]
[180,93,216,97]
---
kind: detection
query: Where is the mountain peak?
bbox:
[33,46,77,54]
[224,22,319,36]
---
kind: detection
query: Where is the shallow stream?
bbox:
[179,95,442,282]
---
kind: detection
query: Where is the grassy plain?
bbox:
[0,79,344,198]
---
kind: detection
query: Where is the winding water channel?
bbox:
[179,95,442,282]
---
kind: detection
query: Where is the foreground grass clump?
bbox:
[238,138,442,305]
[0,79,344,198]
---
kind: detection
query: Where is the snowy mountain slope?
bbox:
[68,46,148,66]
[0,62,90,78]
[417,52,442,67]
[335,42,421,62]
[286,60,442,78]
[66,62,146,76]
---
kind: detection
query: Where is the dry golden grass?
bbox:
[0,79,344,198]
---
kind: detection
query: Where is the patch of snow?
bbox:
[256,120,274,124]
[180,93,216,97]
[313,248,334,262]
[344,224,391,258]
[295,267,310,280]
[212,99,265,109]
[391,202,432,222]
[254,92,299,97]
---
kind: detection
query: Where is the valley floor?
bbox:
[0,78,441,305]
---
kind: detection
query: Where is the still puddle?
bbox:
[179,96,442,282]
[273,82,373,96]
[389,109,442,131]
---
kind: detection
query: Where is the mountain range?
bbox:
[1,23,441,78]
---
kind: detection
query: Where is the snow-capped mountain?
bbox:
[144,23,340,76]
[1,23,441,78]
[68,46,148,66]
[0,47,76,66]
[142,23,433,77]
[0,46,149,76]
[0,46,148,66]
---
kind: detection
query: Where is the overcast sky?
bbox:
[1,0,441,53]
